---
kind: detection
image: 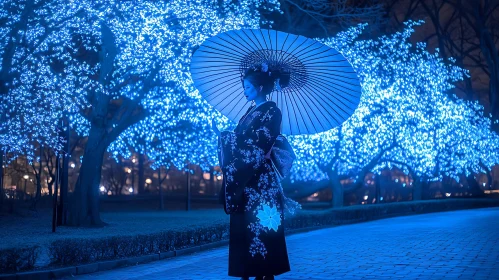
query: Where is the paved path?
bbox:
[72,207,499,280]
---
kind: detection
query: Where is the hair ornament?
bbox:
[261,62,269,73]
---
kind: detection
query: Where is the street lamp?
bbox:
[23,174,29,200]
[130,158,135,193]
[145,178,152,191]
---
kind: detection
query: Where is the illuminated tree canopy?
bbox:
[286,21,499,205]
[1,0,498,220]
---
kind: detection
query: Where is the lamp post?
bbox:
[126,168,132,195]
[131,157,136,194]
[23,174,29,200]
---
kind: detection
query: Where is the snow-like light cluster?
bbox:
[2,0,496,187]
[1,0,280,168]
[288,20,499,184]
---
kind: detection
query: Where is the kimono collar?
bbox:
[239,101,275,125]
[250,100,274,113]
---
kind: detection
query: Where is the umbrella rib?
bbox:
[205,39,250,57]
[280,35,309,63]
[311,71,362,89]
[283,81,303,134]
[307,75,358,115]
[197,47,243,60]
[287,39,322,60]
[291,84,333,132]
[245,29,267,56]
[225,31,259,55]
[276,32,291,66]
[300,54,346,65]
[203,79,241,99]
[303,61,353,67]
[194,71,240,87]
[191,66,242,74]
[195,51,242,62]
[306,77,358,116]
[308,73,361,101]
[308,69,360,81]
[288,79,337,130]
[288,87,306,134]
[301,81,344,127]
[216,35,255,58]
[238,30,270,68]
[293,43,329,62]
[194,54,242,63]
[235,30,268,63]
[300,50,351,64]
[221,89,246,117]
[190,60,240,66]
[195,70,239,87]
[257,29,270,53]
[276,30,279,67]
[286,84,320,134]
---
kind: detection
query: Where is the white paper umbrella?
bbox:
[190,28,362,135]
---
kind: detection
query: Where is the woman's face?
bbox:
[243,79,262,102]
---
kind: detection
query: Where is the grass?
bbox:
[0,205,231,251]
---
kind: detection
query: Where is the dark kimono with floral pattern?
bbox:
[217,101,291,278]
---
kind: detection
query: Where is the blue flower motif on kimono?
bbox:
[256,203,281,232]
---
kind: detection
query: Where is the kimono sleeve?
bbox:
[219,106,282,214]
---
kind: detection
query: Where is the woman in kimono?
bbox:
[212,65,297,280]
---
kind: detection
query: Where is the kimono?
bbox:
[217,101,291,278]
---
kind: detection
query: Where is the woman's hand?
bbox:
[211,119,221,137]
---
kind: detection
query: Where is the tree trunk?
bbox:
[138,153,144,194]
[158,167,164,210]
[473,2,499,133]
[465,172,484,197]
[67,128,107,227]
[30,146,44,211]
[0,149,4,212]
[209,166,215,196]
[412,177,423,201]
[59,117,70,226]
[374,173,381,203]
[326,169,344,208]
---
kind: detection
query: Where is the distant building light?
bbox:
[216,175,222,180]
[145,178,152,184]
[70,163,76,168]
[363,195,368,200]
[128,187,133,193]
[445,193,451,197]
[100,186,105,192]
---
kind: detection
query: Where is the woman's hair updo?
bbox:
[242,63,276,96]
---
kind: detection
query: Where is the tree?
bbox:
[0,0,86,196]
[383,0,499,132]
[50,0,282,226]
[263,0,386,37]
[287,21,499,207]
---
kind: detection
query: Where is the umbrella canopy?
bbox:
[190,28,362,135]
